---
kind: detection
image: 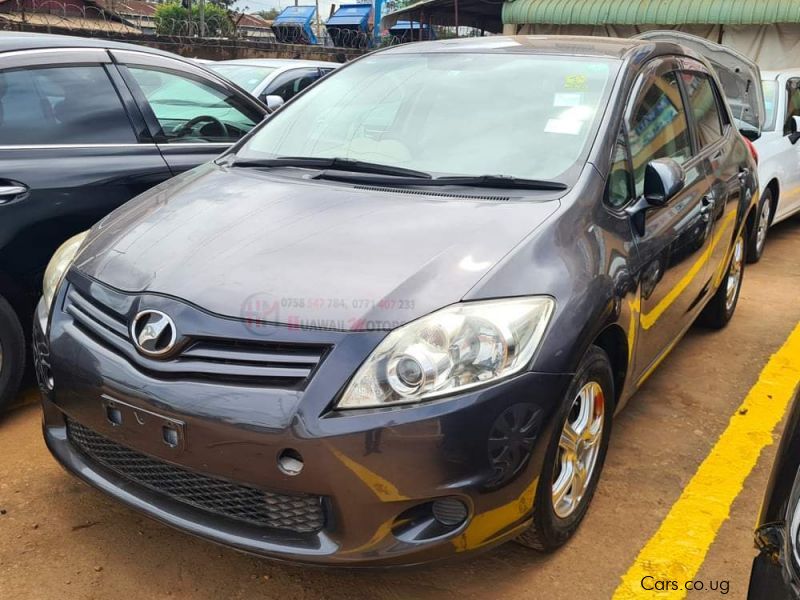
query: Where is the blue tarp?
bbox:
[326,4,371,28]
[272,6,318,44]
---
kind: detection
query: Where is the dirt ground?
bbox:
[1,216,799,600]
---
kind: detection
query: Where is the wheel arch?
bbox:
[765,178,780,225]
[591,324,628,406]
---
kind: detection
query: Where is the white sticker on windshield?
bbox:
[544,118,583,135]
[553,93,582,107]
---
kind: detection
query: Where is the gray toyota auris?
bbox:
[35,36,759,566]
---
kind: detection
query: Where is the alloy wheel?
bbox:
[756,200,770,256]
[552,381,605,519]
[725,233,745,312]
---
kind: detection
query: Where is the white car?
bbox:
[753,70,800,261]
[207,59,339,107]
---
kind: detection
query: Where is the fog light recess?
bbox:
[277,448,304,476]
[432,497,468,526]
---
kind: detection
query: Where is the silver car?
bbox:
[207,59,339,106]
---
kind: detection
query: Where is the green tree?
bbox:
[257,8,280,20]
[154,1,235,36]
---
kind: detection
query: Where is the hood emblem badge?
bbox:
[131,310,177,357]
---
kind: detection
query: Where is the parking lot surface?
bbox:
[1,216,799,600]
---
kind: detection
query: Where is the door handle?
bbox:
[737,168,750,185]
[0,184,28,204]
[700,195,715,215]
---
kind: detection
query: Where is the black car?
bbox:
[749,384,800,599]
[36,36,759,566]
[0,32,267,409]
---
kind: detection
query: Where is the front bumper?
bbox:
[36,276,572,566]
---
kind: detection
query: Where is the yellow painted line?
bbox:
[613,323,800,599]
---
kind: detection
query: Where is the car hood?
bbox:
[74,164,561,330]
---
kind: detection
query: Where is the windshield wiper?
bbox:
[231,156,432,179]
[315,171,568,191]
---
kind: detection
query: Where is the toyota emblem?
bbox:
[131,310,177,357]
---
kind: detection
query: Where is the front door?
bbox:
[625,59,715,379]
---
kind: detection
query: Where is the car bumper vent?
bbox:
[66,418,325,533]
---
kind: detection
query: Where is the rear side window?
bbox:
[627,71,692,197]
[682,72,724,148]
[0,65,136,145]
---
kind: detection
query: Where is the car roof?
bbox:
[378,35,649,59]
[0,30,179,56]
[212,58,338,68]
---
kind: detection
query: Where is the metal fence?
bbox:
[0,0,418,49]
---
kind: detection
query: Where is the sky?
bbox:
[235,0,338,17]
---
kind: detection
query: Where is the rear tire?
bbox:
[0,294,25,413]
[698,229,745,330]
[515,345,614,552]
[747,189,772,263]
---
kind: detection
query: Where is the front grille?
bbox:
[63,286,329,388]
[66,419,325,533]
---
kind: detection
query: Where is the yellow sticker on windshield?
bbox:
[564,74,588,90]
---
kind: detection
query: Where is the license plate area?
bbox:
[101,394,186,452]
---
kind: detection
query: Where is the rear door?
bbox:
[678,63,742,287]
[774,77,800,220]
[625,57,716,378]
[111,50,267,175]
[0,48,170,304]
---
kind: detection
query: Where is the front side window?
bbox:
[263,68,322,101]
[0,65,136,145]
[784,78,800,136]
[207,64,278,93]
[127,67,259,143]
[628,70,692,197]
[682,72,724,149]
[237,53,620,182]
[607,129,633,208]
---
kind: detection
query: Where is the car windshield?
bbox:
[209,64,278,92]
[762,79,778,131]
[235,53,619,182]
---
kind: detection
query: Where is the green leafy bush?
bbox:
[154,1,235,37]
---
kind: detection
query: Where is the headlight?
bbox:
[338,297,554,409]
[42,231,88,314]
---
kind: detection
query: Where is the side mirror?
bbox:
[626,158,685,236]
[790,116,800,144]
[264,94,285,113]
[643,158,685,206]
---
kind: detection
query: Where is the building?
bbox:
[383,0,800,69]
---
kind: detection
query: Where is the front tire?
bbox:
[698,229,745,329]
[515,345,614,552]
[747,189,772,263]
[0,295,25,413]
